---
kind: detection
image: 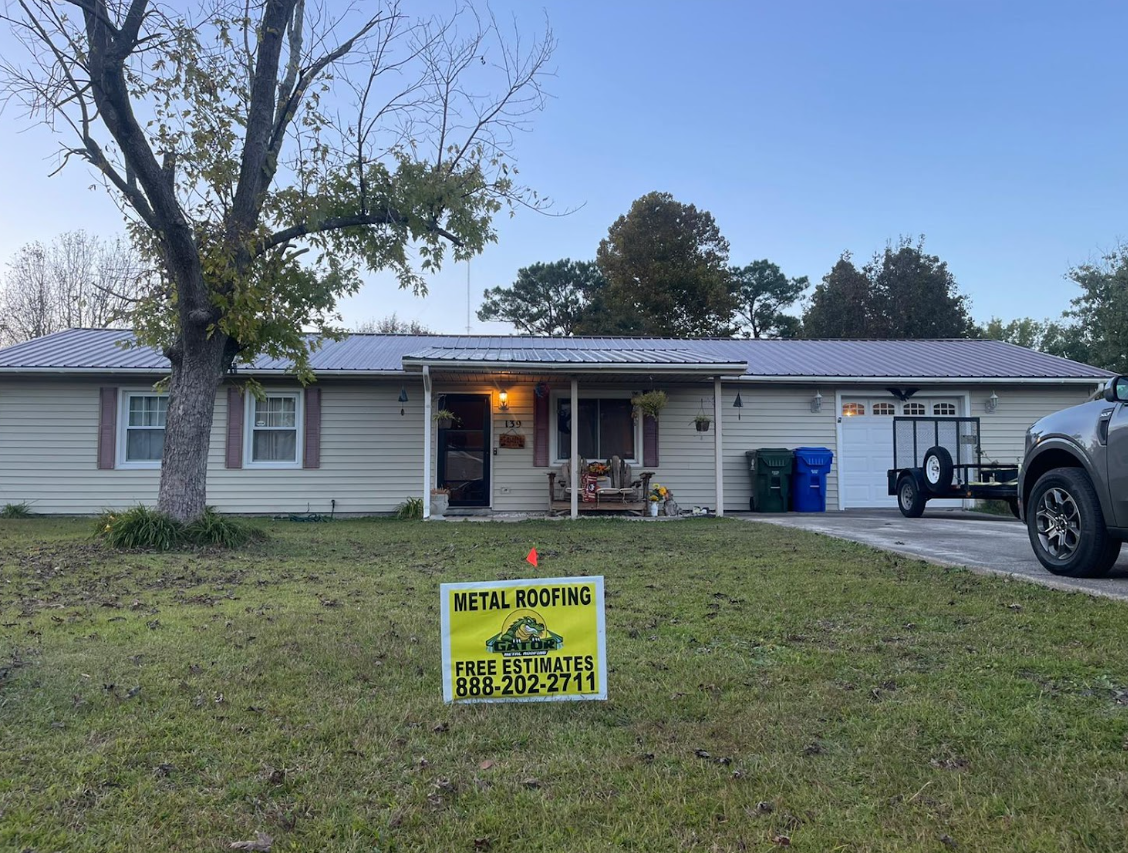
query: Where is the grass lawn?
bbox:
[3,517,1128,852]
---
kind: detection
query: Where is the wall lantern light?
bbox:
[985,391,999,414]
[498,390,510,411]
[810,389,823,414]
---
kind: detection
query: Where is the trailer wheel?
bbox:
[897,475,926,518]
[922,446,954,495]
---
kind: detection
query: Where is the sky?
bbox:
[0,0,1125,335]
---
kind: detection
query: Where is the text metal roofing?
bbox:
[0,328,1113,380]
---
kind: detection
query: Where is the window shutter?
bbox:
[225,387,244,469]
[303,386,321,469]
[97,387,117,470]
[533,387,550,467]
[643,415,659,467]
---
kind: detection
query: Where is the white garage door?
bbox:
[839,396,963,509]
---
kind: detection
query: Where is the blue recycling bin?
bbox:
[792,447,834,512]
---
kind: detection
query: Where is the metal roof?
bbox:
[401,345,748,372]
[0,328,1113,381]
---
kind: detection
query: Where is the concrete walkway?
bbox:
[740,509,1128,602]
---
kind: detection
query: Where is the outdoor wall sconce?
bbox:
[985,391,999,414]
[498,390,510,411]
[398,386,408,416]
[810,390,823,413]
[732,390,743,420]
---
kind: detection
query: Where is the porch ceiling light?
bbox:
[811,390,823,413]
[985,391,999,413]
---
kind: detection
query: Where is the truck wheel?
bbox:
[897,475,926,518]
[1027,469,1121,577]
[922,446,954,494]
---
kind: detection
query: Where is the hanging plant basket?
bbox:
[433,408,458,430]
[631,390,668,420]
[694,417,711,432]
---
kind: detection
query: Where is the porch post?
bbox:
[423,366,432,519]
[714,376,724,517]
[570,377,579,519]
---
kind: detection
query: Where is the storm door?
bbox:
[438,394,491,507]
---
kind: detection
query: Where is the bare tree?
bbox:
[0,230,147,346]
[353,314,433,334]
[1,1,554,520]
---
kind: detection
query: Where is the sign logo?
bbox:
[486,610,564,655]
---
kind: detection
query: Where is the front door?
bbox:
[438,394,490,507]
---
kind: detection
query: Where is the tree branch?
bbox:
[258,211,462,256]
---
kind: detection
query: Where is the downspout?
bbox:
[714,376,724,517]
[570,377,579,519]
[423,366,432,519]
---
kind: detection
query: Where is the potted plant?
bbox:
[430,487,450,519]
[433,409,458,429]
[694,414,711,432]
[631,390,668,421]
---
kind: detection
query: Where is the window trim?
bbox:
[550,390,642,465]
[244,390,304,469]
[116,389,169,469]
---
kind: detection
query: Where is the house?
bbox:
[0,329,1112,517]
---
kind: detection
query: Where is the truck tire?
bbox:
[1027,469,1121,577]
[922,446,954,495]
[897,475,926,518]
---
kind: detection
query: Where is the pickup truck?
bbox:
[1019,375,1128,577]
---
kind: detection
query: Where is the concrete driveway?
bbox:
[743,509,1128,602]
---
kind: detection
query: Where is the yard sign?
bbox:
[440,576,607,704]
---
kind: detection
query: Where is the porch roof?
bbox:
[400,345,748,376]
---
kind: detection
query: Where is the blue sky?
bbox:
[0,0,1125,335]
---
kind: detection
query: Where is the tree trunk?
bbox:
[157,329,230,522]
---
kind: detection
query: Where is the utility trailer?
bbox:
[886,416,1019,518]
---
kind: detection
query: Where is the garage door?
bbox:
[839,396,963,509]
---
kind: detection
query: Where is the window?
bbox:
[872,402,896,416]
[933,402,957,416]
[842,402,865,417]
[904,402,925,416]
[556,396,637,461]
[119,393,168,466]
[246,393,302,466]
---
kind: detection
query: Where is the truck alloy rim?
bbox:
[1035,487,1081,560]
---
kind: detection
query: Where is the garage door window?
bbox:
[904,402,925,415]
[873,402,895,416]
[842,403,865,417]
[933,402,957,416]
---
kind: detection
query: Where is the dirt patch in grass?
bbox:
[3,517,1128,851]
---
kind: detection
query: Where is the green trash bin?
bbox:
[746,448,794,512]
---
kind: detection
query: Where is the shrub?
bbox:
[95,505,264,550]
[395,496,424,520]
[183,507,264,548]
[96,505,183,551]
[1,502,33,518]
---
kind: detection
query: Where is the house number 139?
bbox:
[504,419,522,428]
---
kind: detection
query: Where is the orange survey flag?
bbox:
[526,548,538,568]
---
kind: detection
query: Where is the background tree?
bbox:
[477,259,606,336]
[803,239,972,338]
[3,1,553,520]
[1062,247,1128,372]
[977,316,1092,364]
[802,253,874,338]
[596,192,736,337]
[0,231,146,346]
[353,314,433,335]
[730,259,807,339]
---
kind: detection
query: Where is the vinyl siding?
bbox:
[972,385,1099,467]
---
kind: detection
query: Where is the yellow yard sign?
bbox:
[440,576,607,703]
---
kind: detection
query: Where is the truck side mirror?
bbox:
[1105,376,1128,403]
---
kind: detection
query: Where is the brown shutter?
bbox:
[225,386,244,469]
[643,415,659,467]
[97,387,117,469]
[303,386,321,469]
[533,387,550,467]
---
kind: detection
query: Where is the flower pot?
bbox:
[430,494,449,518]
[436,418,453,430]
[695,420,711,432]
[648,501,659,517]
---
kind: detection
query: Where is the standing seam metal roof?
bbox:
[0,328,1113,380]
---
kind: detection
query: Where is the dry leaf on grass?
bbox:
[229,831,273,851]
[478,759,494,770]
